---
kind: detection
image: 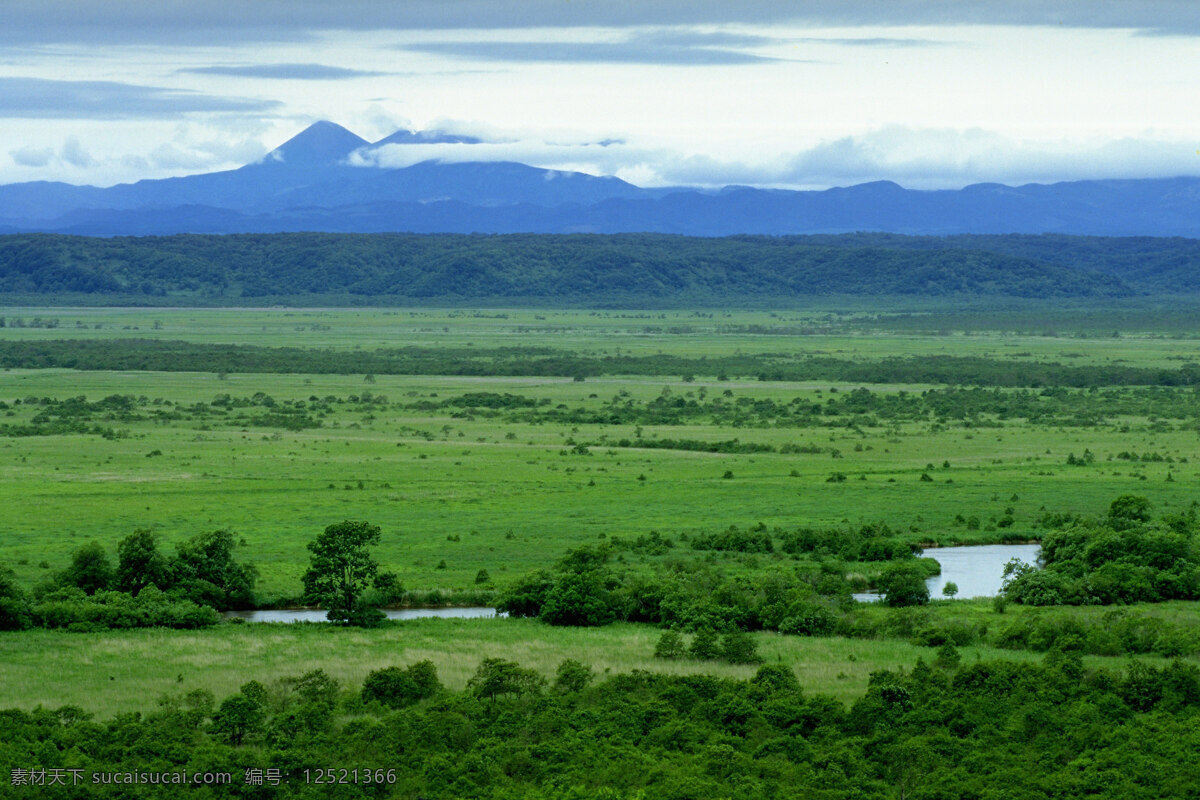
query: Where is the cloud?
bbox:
[0,77,281,119]
[8,136,96,170]
[645,128,1200,189]
[59,136,95,168]
[350,126,1200,190]
[9,145,55,167]
[796,37,947,47]
[179,63,387,80]
[349,138,643,171]
[4,1,1200,46]
[400,30,787,65]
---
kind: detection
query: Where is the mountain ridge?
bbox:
[2,121,1200,237]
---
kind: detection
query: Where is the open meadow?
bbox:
[2,307,1198,599]
[2,308,1199,693]
[2,305,1199,799]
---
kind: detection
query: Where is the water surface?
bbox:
[855,542,1041,602]
[225,607,500,623]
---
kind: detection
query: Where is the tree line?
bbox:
[1,650,1198,798]
[3,339,1199,388]
[0,231,1152,303]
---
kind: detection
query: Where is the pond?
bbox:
[224,607,501,624]
[855,542,1041,602]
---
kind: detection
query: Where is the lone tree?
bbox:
[302,520,387,626]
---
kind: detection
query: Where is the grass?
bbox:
[0,618,1179,718]
[3,306,1200,365]
[2,323,1199,594]
[0,360,1194,598]
[1,305,1198,720]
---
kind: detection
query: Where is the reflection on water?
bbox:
[855,543,1041,602]
[225,607,502,623]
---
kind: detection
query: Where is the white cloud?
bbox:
[348,136,646,174]
[59,136,96,168]
[10,145,55,167]
[346,125,1200,190]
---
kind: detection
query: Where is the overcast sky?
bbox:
[2,1,1198,189]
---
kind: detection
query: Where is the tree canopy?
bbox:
[301,520,386,626]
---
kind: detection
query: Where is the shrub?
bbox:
[553,659,593,693]
[654,630,686,660]
[689,627,721,660]
[720,629,763,664]
[362,661,442,709]
[878,563,930,607]
[468,658,545,701]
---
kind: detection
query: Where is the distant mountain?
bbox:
[1,121,1200,237]
[263,120,370,166]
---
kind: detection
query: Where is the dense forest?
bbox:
[0,232,1180,304]
[1,653,1198,798]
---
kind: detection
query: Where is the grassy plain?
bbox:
[0,616,1177,717]
[1,308,1198,600]
[3,305,1200,364]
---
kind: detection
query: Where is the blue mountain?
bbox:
[2,121,1200,237]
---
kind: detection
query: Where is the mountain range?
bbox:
[2,121,1200,238]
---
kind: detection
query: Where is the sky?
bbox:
[2,1,1198,190]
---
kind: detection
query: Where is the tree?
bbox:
[173,530,257,610]
[362,661,442,708]
[0,565,31,630]
[720,629,763,664]
[1109,494,1152,526]
[302,521,384,625]
[210,686,266,745]
[60,541,114,595]
[553,659,593,693]
[115,530,172,594]
[942,581,959,598]
[654,630,686,660]
[539,571,616,627]
[879,562,930,607]
[689,627,721,660]
[467,658,545,701]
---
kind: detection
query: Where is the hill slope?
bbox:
[0,232,1142,304]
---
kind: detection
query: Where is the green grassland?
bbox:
[1,308,1198,600]
[0,617,1177,718]
[3,306,1200,366]
[2,305,1199,726]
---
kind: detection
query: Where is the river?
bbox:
[224,606,501,623]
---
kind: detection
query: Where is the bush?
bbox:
[539,571,617,627]
[553,659,593,692]
[720,629,763,664]
[59,541,114,595]
[362,661,442,708]
[0,566,31,630]
[654,630,686,660]
[878,563,930,607]
[689,627,721,660]
[778,604,837,636]
[468,658,545,701]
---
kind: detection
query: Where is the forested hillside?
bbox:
[0,232,1160,304]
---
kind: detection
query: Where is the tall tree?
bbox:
[173,530,257,610]
[115,529,172,594]
[301,520,385,626]
[60,541,114,595]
